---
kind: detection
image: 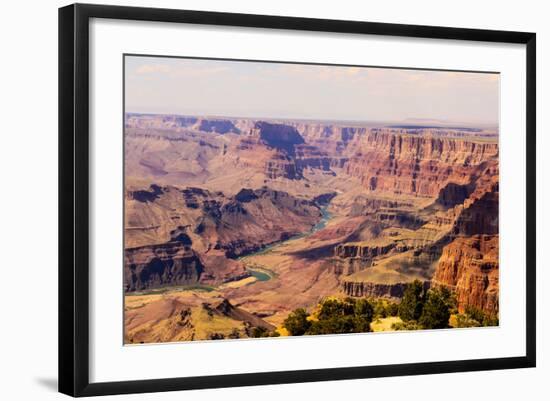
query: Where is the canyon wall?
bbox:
[339,159,499,315]
[432,235,499,315]
[344,132,498,197]
[125,241,205,292]
[124,184,324,292]
[342,280,431,299]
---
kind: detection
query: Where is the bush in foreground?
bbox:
[455,306,499,328]
[418,287,452,329]
[283,308,311,336]
[393,283,456,330]
[398,280,426,322]
[283,298,374,336]
[391,320,422,331]
[371,298,399,319]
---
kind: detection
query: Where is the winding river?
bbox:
[238,206,333,281]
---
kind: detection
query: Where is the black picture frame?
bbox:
[59,3,536,397]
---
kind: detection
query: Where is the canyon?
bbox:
[124,113,499,343]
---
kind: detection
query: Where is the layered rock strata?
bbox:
[124,240,205,292]
[432,235,499,315]
[342,280,431,299]
[344,132,498,197]
[125,185,323,291]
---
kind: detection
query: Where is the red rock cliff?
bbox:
[344,132,498,197]
[432,235,499,315]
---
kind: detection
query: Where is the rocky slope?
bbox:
[342,280,431,299]
[125,295,274,343]
[124,234,249,292]
[125,184,323,292]
[339,160,499,314]
[125,240,205,292]
[125,114,498,199]
[343,132,499,197]
[432,235,499,315]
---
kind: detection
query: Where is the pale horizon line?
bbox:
[125,111,499,129]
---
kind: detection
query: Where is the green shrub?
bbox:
[463,305,499,327]
[318,298,355,320]
[391,320,421,331]
[251,326,269,338]
[398,280,426,321]
[373,300,388,318]
[228,328,241,339]
[371,299,399,318]
[386,301,399,317]
[285,298,375,336]
[482,314,499,327]
[312,298,372,334]
[283,308,311,336]
[454,313,481,328]
[308,315,359,335]
[419,287,451,329]
[355,298,374,322]
[464,305,484,323]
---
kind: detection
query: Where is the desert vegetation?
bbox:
[280,281,497,338]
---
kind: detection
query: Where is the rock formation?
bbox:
[124,184,323,292]
[432,235,499,315]
[342,280,431,299]
[334,242,396,259]
[124,241,205,292]
[254,121,305,156]
[344,132,498,197]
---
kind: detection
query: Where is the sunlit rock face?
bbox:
[343,132,499,197]
[432,235,499,315]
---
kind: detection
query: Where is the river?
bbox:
[238,206,333,280]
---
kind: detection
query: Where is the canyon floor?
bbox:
[123,114,499,343]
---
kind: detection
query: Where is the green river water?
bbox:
[239,206,333,281]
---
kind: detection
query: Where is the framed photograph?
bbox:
[59,3,536,397]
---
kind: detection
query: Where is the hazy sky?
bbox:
[125,56,499,125]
